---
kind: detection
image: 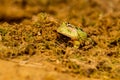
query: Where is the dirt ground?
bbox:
[0,0,120,80]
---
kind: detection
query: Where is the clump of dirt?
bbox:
[0,0,120,80]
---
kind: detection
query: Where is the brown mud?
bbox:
[0,0,120,80]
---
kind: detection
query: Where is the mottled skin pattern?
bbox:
[57,22,93,48]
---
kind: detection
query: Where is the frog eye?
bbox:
[67,23,73,28]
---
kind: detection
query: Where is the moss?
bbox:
[0,0,120,80]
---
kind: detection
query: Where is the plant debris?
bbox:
[0,0,120,80]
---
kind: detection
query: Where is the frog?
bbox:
[57,22,93,48]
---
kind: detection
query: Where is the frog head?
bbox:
[57,22,87,41]
[57,22,94,48]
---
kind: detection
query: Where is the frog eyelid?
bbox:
[66,23,75,28]
[67,23,72,27]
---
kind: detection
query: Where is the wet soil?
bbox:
[0,0,120,80]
